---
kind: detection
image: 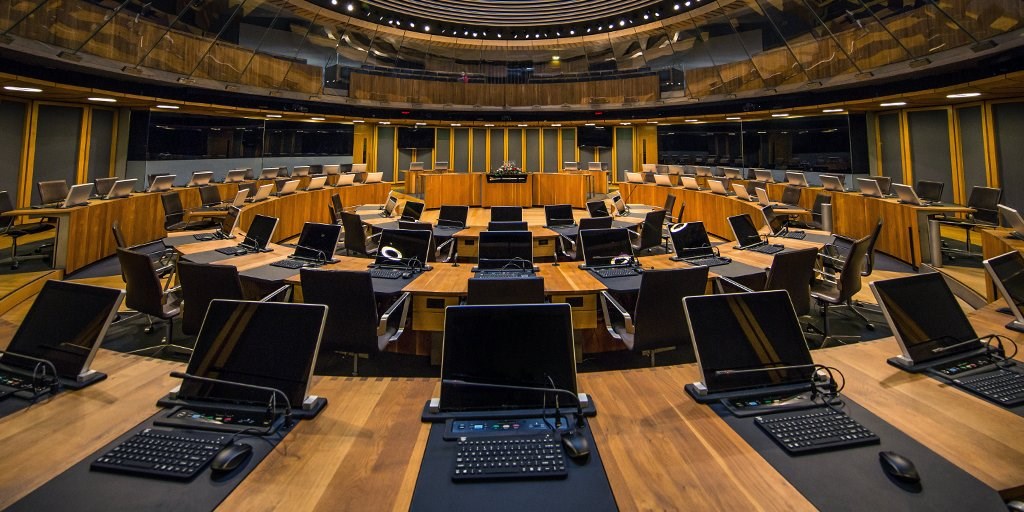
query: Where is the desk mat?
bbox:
[0,373,106,419]
[409,421,617,512]
[714,400,1006,510]
[8,412,293,512]
[922,370,1024,418]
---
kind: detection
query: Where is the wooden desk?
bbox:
[235,183,389,244]
[981,227,1024,300]
[618,184,768,241]
[452,226,559,261]
[533,173,590,208]
[481,175,533,207]
[562,170,608,195]
[420,173,479,209]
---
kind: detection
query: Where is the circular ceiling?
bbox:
[361,0,664,26]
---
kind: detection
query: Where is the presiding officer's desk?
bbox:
[3,301,1024,509]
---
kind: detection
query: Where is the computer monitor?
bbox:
[434,161,449,171]
[477,230,533,270]
[224,169,247,183]
[179,300,326,406]
[625,172,644,184]
[916,180,945,202]
[241,214,278,251]
[351,163,367,173]
[654,174,674,187]
[870,272,982,366]
[563,161,578,171]
[681,176,702,190]
[722,167,743,180]
[409,162,424,171]
[292,222,341,263]
[382,195,399,217]
[999,205,1024,239]
[874,176,893,195]
[305,176,327,191]
[275,179,300,196]
[104,179,137,199]
[695,166,713,177]
[291,166,310,177]
[544,204,575,227]
[217,206,241,237]
[588,162,603,171]
[62,184,94,208]
[670,221,715,259]
[754,169,774,183]
[580,228,634,267]
[761,205,789,236]
[727,214,763,248]
[785,171,808,187]
[146,175,175,193]
[374,229,432,268]
[336,174,355,186]
[2,280,123,380]
[983,251,1024,333]
[819,174,845,192]
[186,171,214,187]
[259,168,280,180]
[684,290,814,394]
[365,172,384,183]
[439,303,576,412]
[611,194,627,216]
[857,178,883,198]
[249,184,273,202]
[892,183,926,206]
[707,178,731,195]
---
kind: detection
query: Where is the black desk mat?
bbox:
[0,373,105,420]
[240,262,417,296]
[714,400,1006,510]
[409,422,617,512]
[920,368,1024,418]
[180,249,256,265]
[8,412,293,512]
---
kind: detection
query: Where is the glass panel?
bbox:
[740,116,853,173]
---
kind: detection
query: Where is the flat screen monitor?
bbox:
[291,166,310,177]
[218,206,241,236]
[293,222,341,262]
[984,251,1024,329]
[241,214,278,251]
[440,303,576,412]
[728,214,763,248]
[225,169,247,183]
[611,194,626,215]
[761,205,788,236]
[374,229,432,268]
[819,174,845,192]
[180,300,326,405]
[870,272,981,365]
[670,221,714,259]
[684,290,814,393]
[917,180,945,202]
[477,230,533,270]
[544,204,575,227]
[382,196,399,217]
[999,205,1024,237]
[397,128,435,148]
[580,228,634,267]
[487,221,528,231]
[578,126,612,147]
[3,281,123,379]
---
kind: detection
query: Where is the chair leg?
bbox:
[846,300,875,330]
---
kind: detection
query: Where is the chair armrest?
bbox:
[716,276,754,293]
[259,284,292,302]
[436,237,456,262]
[378,292,411,339]
[599,291,634,334]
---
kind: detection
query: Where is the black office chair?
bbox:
[0,190,53,269]
[491,206,523,222]
[112,220,172,278]
[936,186,1002,258]
[37,179,68,205]
[160,192,211,231]
[601,266,709,366]
[916,180,945,202]
[198,186,222,207]
[401,200,426,222]
[117,247,186,355]
[340,210,379,257]
[237,182,257,197]
[721,248,819,320]
[629,209,668,254]
[328,203,341,225]
[810,234,873,347]
[300,269,410,375]
[874,176,892,195]
[781,185,802,207]
[399,220,455,262]
[331,194,343,215]
[438,205,469,228]
[663,194,678,223]
[467,277,546,305]
[556,217,613,261]
[177,261,246,336]
[487,221,528,231]
[587,200,610,218]
[821,218,883,280]
[802,193,831,230]
[94,177,118,197]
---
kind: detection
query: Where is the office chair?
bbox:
[437,205,469,229]
[401,200,426,222]
[176,261,289,336]
[111,220,173,278]
[300,269,411,375]
[340,210,379,257]
[331,194,344,214]
[587,200,610,218]
[800,193,831,230]
[719,247,819,320]
[160,192,212,231]
[544,204,575,226]
[781,185,802,207]
[0,191,53,269]
[94,177,118,197]
[810,234,873,347]
[37,179,68,205]
[467,277,545,305]
[399,220,455,262]
[601,266,709,366]
[328,204,340,225]
[117,247,187,355]
[916,180,945,202]
[629,209,668,254]
[556,217,613,261]
[237,182,257,197]
[935,186,1002,258]
[198,186,222,207]
[873,176,892,195]
[821,218,883,280]
[487,221,528,231]
[491,206,523,222]
[663,194,678,223]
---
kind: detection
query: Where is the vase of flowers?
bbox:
[487,161,527,182]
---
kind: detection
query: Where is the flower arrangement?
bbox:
[491,161,523,176]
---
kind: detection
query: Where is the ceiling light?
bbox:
[607,24,613,29]
[310,117,325,121]
[472,32,478,37]
[416,122,427,126]
[586,28,591,33]
[353,120,364,123]
[424,25,430,32]
[620,122,632,125]
[346,3,353,10]
[569,30,574,35]
[517,124,528,127]
[726,117,741,120]
[685,119,699,122]
[584,123,596,126]
[155,105,180,109]
[556,32,561,37]
[822,108,844,113]
[4,86,42,92]
[674,3,680,10]
[685,1,691,6]
[379,121,391,125]
[643,13,649,19]
[536,33,541,38]
[947,92,981,98]
[330,0,336,4]
[484,124,495,127]
[266,114,282,117]
[551,124,562,127]
[619,20,625,26]
[647,121,659,124]
[880,102,906,107]
[88,97,117,102]
[410,22,415,28]
[451,123,461,126]
[772,113,790,117]
[654,11,660,17]
[552,55,560,61]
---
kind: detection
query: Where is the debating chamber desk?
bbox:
[412,173,596,209]
[1,303,1022,510]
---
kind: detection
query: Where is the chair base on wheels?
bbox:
[123,318,192,357]
[335,351,369,376]
[641,346,675,367]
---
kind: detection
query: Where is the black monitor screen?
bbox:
[728,214,762,247]
[478,231,533,270]
[545,204,575,226]
[438,205,468,227]
[987,251,1024,317]
[375,229,432,268]
[762,206,787,235]
[294,222,341,261]
[581,228,634,267]
[219,207,240,235]
[181,300,326,405]
[917,181,944,201]
[670,222,714,258]
[4,281,123,378]
[577,126,613,147]
[440,304,576,412]
[397,127,436,148]
[685,291,814,393]
[611,194,626,215]
[872,273,980,364]
[243,215,278,250]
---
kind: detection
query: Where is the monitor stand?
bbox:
[64,370,107,390]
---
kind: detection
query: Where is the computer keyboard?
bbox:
[953,367,1024,406]
[680,255,732,267]
[755,407,879,454]
[748,244,785,255]
[475,270,536,279]
[369,268,406,279]
[592,266,642,278]
[452,432,567,481]
[91,428,231,480]
[782,231,806,240]
[215,246,249,256]
[193,233,217,241]
[270,258,314,269]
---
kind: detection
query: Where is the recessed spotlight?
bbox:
[607,24,612,29]
[654,11,660,17]
[536,33,541,38]
[311,117,325,121]
[155,105,180,109]
[451,123,461,126]
[674,3,680,10]
[880,102,906,107]
[772,113,790,117]
[643,13,649,19]
[353,120,365,123]
[517,124,528,127]
[266,114,282,118]
[569,30,574,35]
[410,22,415,28]
[346,3,353,10]
[584,123,596,126]
[726,117,741,120]
[551,124,562,127]
[620,122,632,125]
[416,122,427,126]
[88,97,117,102]
[330,0,336,5]
[685,1,691,6]
[424,25,430,32]
[822,108,844,113]
[586,28,591,33]
[647,121,659,124]
[472,32,478,37]
[685,119,699,122]
[3,86,42,93]
[947,92,981,98]
[619,20,626,26]
[379,121,391,125]
[484,124,495,127]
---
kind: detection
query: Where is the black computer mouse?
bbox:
[561,431,591,460]
[879,451,920,484]
[402,271,413,279]
[210,442,253,473]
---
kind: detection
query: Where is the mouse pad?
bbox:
[409,421,617,512]
[8,411,294,512]
[714,399,1005,510]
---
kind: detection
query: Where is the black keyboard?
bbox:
[452,432,567,481]
[747,244,784,255]
[91,428,231,480]
[782,231,806,240]
[755,408,879,454]
[475,270,535,279]
[680,255,732,267]
[215,246,250,256]
[369,268,406,279]
[593,266,642,278]
[193,233,217,241]
[954,367,1024,406]
[270,258,315,269]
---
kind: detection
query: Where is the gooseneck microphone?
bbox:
[169,371,293,431]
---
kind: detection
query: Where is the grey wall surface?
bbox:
[878,113,903,184]
[525,129,540,172]
[376,127,396,181]
[435,128,451,164]
[957,106,988,196]
[472,129,487,172]
[543,129,558,172]
[508,129,523,167]
[561,128,576,167]
[32,105,82,203]
[489,129,504,170]
[908,109,955,203]
[453,128,469,172]
[615,128,633,182]
[994,102,1024,208]
[87,109,115,182]
[0,102,26,204]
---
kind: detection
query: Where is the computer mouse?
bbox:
[402,271,413,278]
[210,442,253,473]
[561,431,591,460]
[879,451,919,484]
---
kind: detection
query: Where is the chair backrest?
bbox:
[37,180,69,204]
[637,209,668,251]
[586,200,610,218]
[340,210,370,255]
[764,247,819,317]
[176,260,245,335]
[916,180,945,202]
[487,221,528,231]
[862,217,884,276]
[0,191,16,231]
[578,217,614,231]
[116,247,166,316]
[111,220,127,248]
[94,177,118,197]
[467,277,545,305]
[331,194,343,213]
[401,200,425,221]
[438,205,469,227]
[327,204,340,225]
[811,193,830,227]
[491,206,523,222]
[300,269,380,354]
[237,182,257,196]
[198,186,221,206]
[663,194,677,221]
[160,192,185,229]
[631,267,709,353]
[835,235,873,302]
[967,186,1002,224]
[781,185,801,206]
